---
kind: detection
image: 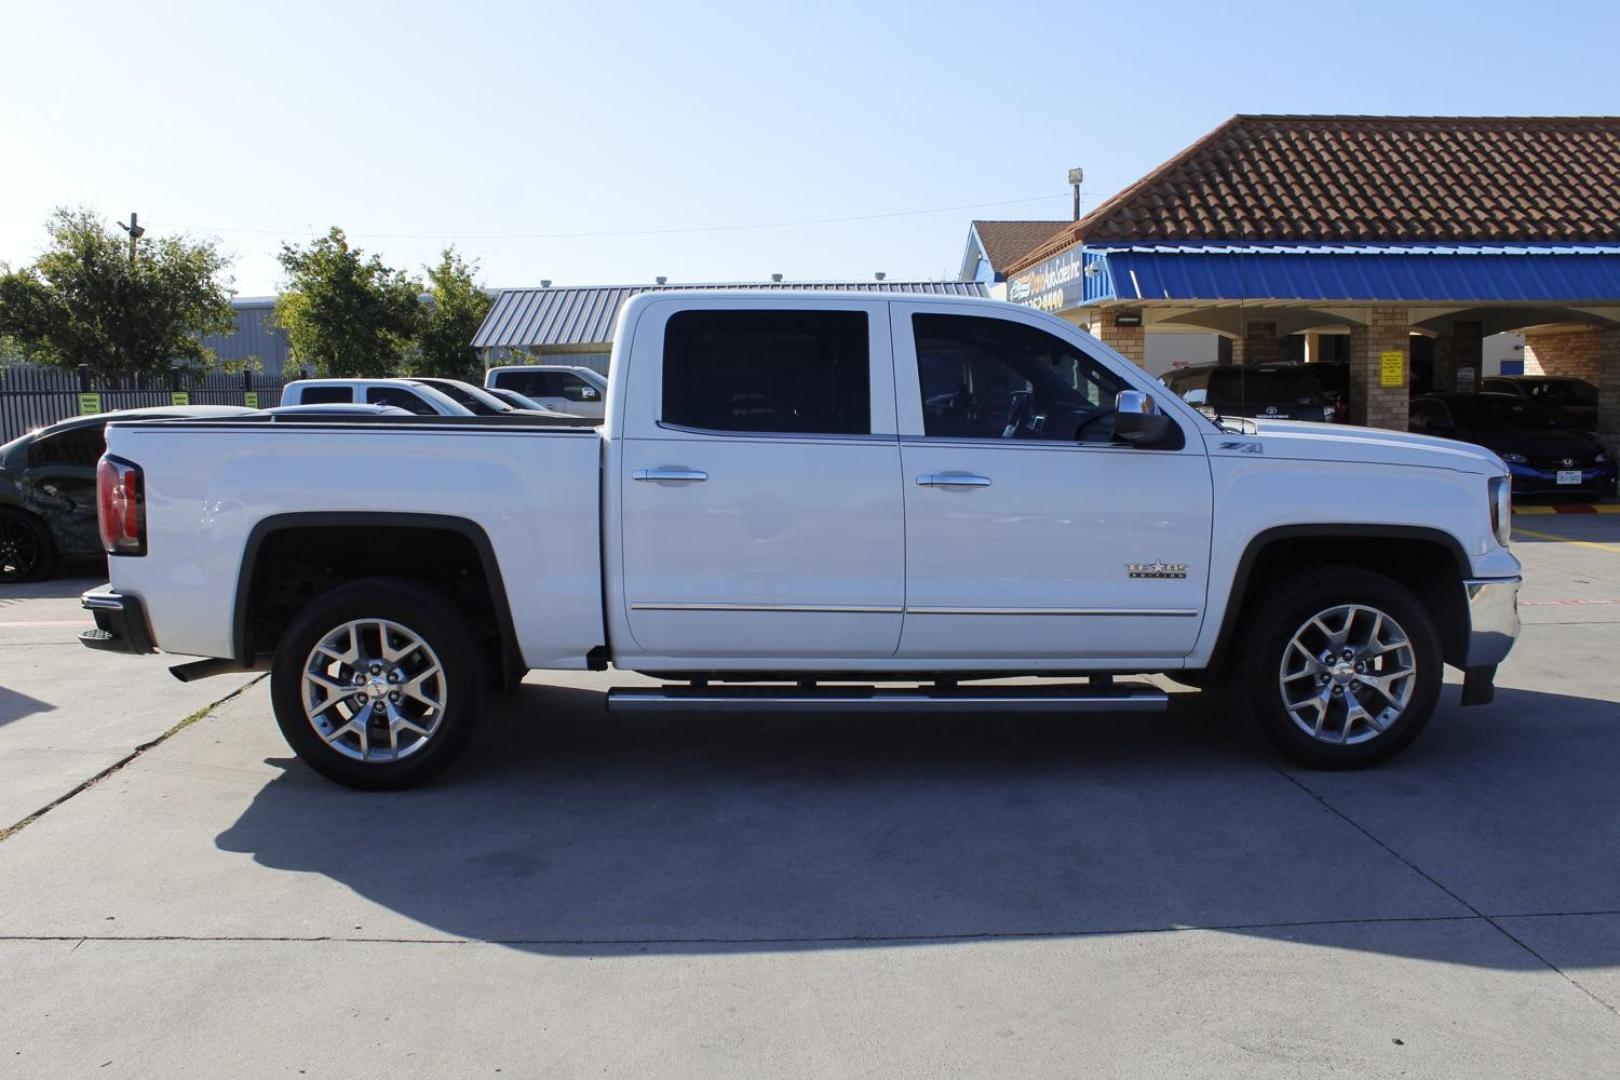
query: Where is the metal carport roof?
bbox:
[473,281,990,349]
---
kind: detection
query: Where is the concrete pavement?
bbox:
[0,574,258,831]
[1,518,1618,1077]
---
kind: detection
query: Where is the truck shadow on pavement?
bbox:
[216,681,1619,968]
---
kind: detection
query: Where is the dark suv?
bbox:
[1162,362,1335,423]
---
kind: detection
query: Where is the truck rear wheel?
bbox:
[270,577,484,789]
[1244,569,1442,769]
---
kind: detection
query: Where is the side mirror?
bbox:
[1182,388,1208,406]
[1114,389,1173,445]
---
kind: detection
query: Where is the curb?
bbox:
[1512,504,1620,516]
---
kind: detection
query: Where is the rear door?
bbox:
[891,303,1213,661]
[616,299,904,660]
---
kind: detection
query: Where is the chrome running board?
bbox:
[606,682,1168,714]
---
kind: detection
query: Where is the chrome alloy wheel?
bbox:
[1277,604,1416,746]
[301,618,447,763]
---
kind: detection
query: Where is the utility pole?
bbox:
[1068,168,1084,221]
[117,211,145,264]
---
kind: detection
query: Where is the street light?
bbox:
[117,212,145,264]
[1067,168,1084,221]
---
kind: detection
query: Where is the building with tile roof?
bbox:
[999,115,1620,439]
[959,221,1071,287]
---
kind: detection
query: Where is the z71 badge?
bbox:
[1218,440,1263,454]
[1128,561,1190,580]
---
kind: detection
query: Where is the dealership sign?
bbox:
[1007,248,1085,312]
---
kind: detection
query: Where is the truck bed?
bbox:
[102,413,606,668]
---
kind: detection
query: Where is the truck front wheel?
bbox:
[270,577,484,789]
[1244,569,1442,769]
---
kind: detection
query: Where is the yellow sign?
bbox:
[1379,350,1405,388]
[171,391,191,406]
[243,390,259,409]
[77,392,102,416]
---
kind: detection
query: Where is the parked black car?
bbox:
[1409,392,1615,498]
[1480,375,1600,431]
[0,406,249,582]
[1162,362,1336,423]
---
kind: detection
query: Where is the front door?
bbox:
[891,304,1213,661]
[618,301,904,659]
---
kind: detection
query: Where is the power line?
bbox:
[140,193,1075,243]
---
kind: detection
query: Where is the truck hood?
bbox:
[1204,418,1507,475]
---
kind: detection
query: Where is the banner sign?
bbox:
[1007,248,1085,313]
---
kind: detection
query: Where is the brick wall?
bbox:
[1095,309,1146,367]
[1348,307,1411,430]
[1523,328,1606,382]
[1432,321,1484,393]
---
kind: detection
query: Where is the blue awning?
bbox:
[1081,243,1620,305]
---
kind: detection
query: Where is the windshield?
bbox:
[1447,396,1571,431]
[414,380,512,415]
[1526,379,1598,407]
[1207,368,1323,406]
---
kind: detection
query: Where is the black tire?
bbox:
[270,577,485,790]
[1242,568,1442,769]
[0,510,55,584]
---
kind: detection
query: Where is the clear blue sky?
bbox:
[4,0,1619,295]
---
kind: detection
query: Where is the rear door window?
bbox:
[298,386,355,405]
[662,310,870,435]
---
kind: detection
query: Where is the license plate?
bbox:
[1557,469,1582,485]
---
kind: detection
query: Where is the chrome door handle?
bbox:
[633,467,708,483]
[916,472,991,488]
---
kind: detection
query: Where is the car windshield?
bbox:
[1207,368,1323,406]
[414,380,512,415]
[1447,396,1570,431]
[1526,380,1598,407]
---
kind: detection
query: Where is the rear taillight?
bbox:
[97,455,146,555]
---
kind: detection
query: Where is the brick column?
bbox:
[1095,308,1146,367]
[1348,307,1410,430]
[1596,329,1620,454]
[1239,320,1280,366]
[1430,332,1454,394]
[1451,320,1483,393]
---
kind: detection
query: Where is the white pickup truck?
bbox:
[80,293,1521,788]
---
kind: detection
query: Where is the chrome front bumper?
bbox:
[1458,576,1520,706]
[1464,577,1521,668]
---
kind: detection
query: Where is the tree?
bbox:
[273,228,421,377]
[0,208,236,380]
[410,248,492,382]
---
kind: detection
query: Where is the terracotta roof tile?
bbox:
[1008,115,1620,272]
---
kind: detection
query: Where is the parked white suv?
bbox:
[484,365,606,419]
[280,379,473,416]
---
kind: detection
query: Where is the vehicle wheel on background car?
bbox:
[1243,568,1442,769]
[0,510,55,584]
[270,577,485,790]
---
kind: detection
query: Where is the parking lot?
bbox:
[1,513,1617,1078]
